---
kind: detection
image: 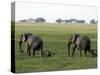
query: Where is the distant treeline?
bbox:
[55,18,97,24]
[19,17,45,23]
[18,17,97,24]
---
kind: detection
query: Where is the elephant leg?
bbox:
[40,48,43,58]
[80,49,82,57]
[84,50,87,57]
[27,47,29,54]
[26,43,29,54]
[72,44,77,57]
[27,48,28,54]
[68,42,71,56]
[33,49,35,56]
[77,47,82,57]
[28,47,31,56]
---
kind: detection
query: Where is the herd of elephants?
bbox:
[19,33,97,58]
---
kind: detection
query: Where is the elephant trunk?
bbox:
[68,42,71,56]
[19,41,24,53]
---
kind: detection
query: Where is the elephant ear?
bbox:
[24,33,33,42]
[24,33,28,42]
[72,34,79,44]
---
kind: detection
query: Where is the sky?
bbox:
[15,1,98,23]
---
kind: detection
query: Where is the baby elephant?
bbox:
[91,48,97,57]
[43,50,51,57]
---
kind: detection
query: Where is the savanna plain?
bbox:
[15,22,97,73]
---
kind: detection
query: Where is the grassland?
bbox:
[15,22,97,73]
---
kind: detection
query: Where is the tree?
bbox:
[90,19,96,24]
[56,18,63,23]
[69,19,77,24]
[76,20,85,24]
[19,19,27,22]
[35,17,46,23]
[64,19,70,24]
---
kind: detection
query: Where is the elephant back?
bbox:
[27,35,43,49]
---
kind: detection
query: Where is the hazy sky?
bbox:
[15,2,98,23]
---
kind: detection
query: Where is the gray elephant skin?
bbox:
[19,33,43,57]
[68,34,91,57]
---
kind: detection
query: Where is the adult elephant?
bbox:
[67,34,91,57]
[19,33,44,57]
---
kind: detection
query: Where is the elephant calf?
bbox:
[43,50,51,57]
[19,33,44,57]
[91,48,97,57]
[68,34,91,57]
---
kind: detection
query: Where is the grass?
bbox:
[14,22,97,73]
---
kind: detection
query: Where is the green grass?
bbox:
[14,22,97,73]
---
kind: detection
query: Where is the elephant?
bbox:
[91,48,97,57]
[42,50,51,57]
[68,34,91,57]
[19,33,44,57]
[19,33,33,53]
